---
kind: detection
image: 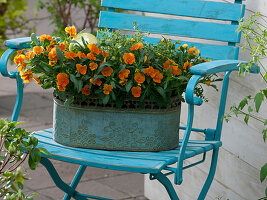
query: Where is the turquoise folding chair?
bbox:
[0,0,259,199]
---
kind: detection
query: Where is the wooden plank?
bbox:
[143,37,239,60]
[102,0,245,21]
[99,11,241,43]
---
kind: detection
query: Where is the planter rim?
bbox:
[54,97,181,114]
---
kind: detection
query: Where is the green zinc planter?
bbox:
[53,98,181,151]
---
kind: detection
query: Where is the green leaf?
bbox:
[254,92,264,112]
[56,46,64,63]
[30,148,41,163]
[263,89,267,98]
[64,96,74,108]
[263,129,267,142]
[111,92,116,101]
[248,106,253,113]
[125,80,132,92]
[92,75,104,82]
[70,74,83,92]
[38,147,52,157]
[103,95,110,105]
[28,155,37,170]
[238,98,248,110]
[156,87,166,100]
[244,114,249,124]
[31,33,39,46]
[260,163,267,182]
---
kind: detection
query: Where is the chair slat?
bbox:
[34,129,222,173]
[99,11,240,43]
[143,37,239,60]
[101,0,245,22]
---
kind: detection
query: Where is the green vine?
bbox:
[225,12,267,199]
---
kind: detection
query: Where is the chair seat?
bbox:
[34,128,222,174]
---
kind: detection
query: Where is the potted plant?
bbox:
[13,26,220,151]
[0,118,50,199]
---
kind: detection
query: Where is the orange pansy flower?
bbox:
[90,76,102,86]
[153,70,163,83]
[20,69,33,83]
[171,65,182,76]
[103,84,113,95]
[144,53,149,63]
[77,51,87,59]
[87,52,96,60]
[64,51,77,60]
[33,46,43,54]
[87,44,100,55]
[26,51,35,60]
[81,85,90,96]
[119,69,130,80]
[130,43,143,51]
[33,77,42,85]
[39,34,52,41]
[58,42,66,51]
[119,79,128,86]
[163,60,170,69]
[183,61,192,69]
[187,46,200,55]
[48,47,58,63]
[57,73,69,91]
[76,64,87,75]
[65,25,76,37]
[18,64,26,72]
[143,66,155,78]
[14,54,26,65]
[49,60,57,66]
[100,50,109,57]
[123,53,135,65]
[89,62,98,71]
[131,86,141,98]
[46,44,55,52]
[101,66,113,77]
[134,72,145,84]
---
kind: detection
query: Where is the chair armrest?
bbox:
[4,37,32,49]
[0,37,32,78]
[190,60,259,76]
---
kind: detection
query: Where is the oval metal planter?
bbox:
[53,98,181,151]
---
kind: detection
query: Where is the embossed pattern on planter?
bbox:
[53,99,181,151]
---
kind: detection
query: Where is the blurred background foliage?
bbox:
[0,0,101,56]
[0,0,35,56]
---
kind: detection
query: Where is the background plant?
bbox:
[0,118,50,199]
[36,0,101,35]
[225,12,267,199]
[0,0,35,56]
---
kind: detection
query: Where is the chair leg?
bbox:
[151,172,180,200]
[63,165,87,200]
[40,157,77,198]
[198,148,219,200]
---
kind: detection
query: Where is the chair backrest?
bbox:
[99,0,245,60]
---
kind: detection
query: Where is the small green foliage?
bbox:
[0,118,50,199]
[260,163,267,183]
[229,12,267,198]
